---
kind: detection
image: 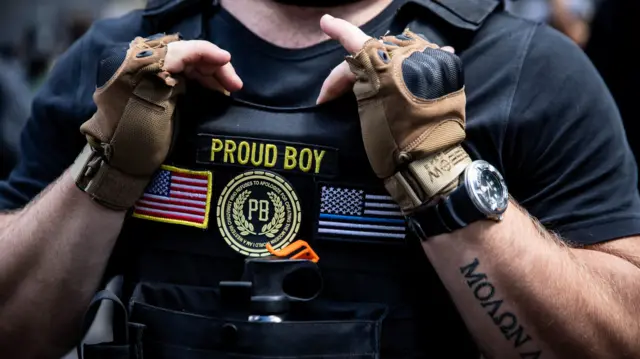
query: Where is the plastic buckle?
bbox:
[266,240,320,263]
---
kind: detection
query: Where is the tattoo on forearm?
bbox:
[460,258,543,359]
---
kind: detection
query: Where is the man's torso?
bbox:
[102,2,539,357]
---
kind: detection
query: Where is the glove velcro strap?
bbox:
[71,144,150,211]
[384,145,471,212]
[408,146,471,198]
[384,174,422,212]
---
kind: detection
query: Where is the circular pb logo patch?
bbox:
[216,170,302,257]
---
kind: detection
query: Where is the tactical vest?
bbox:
[78,1,501,358]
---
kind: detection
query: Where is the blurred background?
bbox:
[0,0,636,357]
[0,0,145,178]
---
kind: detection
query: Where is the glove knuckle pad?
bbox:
[401,48,463,100]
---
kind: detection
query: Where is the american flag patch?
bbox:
[316,185,407,242]
[132,165,213,229]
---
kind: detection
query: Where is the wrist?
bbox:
[406,159,509,240]
[384,145,472,212]
[61,169,128,215]
[70,144,150,211]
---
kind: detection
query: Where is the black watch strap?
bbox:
[411,182,486,238]
[416,201,458,237]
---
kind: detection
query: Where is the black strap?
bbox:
[76,290,129,359]
[390,0,501,52]
[415,202,455,238]
[412,178,487,238]
[142,0,218,40]
[427,0,501,28]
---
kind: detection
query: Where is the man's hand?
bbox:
[164,39,243,92]
[318,15,469,212]
[316,15,454,103]
[72,35,242,210]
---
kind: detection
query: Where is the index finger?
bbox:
[320,14,372,54]
[163,40,231,73]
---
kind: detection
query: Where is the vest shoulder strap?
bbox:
[415,0,501,30]
[392,0,502,52]
[142,0,214,39]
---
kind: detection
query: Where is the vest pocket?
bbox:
[128,281,388,359]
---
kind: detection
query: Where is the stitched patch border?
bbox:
[132,165,213,229]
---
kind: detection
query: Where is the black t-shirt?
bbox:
[1,0,640,357]
[208,4,400,107]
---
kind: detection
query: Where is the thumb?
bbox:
[316,60,355,104]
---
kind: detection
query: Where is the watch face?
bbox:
[465,161,509,215]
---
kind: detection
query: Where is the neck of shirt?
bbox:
[206,1,406,107]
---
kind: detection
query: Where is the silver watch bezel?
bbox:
[463,160,509,220]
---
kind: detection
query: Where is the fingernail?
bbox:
[323,14,334,20]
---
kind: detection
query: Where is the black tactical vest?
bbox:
[79,1,501,358]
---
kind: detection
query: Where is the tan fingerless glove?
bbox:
[71,34,184,210]
[346,29,472,213]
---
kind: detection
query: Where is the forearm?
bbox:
[0,169,125,357]
[422,201,640,359]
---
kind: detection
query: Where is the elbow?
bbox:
[586,339,640,359]
[539,301,640,359]
[603,329,640,359]
[0,333,79,359]
[562,314,640,359]
[547,339,639,359]
[0,310,82,359]
[600,300,640,358]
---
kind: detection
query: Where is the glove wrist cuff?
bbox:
[384,145,471,212]
[71,144,149,211]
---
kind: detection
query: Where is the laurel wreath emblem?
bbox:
[232,190,285,238]
[233,190,255,236]
[259,192,285,238]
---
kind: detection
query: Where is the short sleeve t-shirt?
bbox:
[1,1,639,357]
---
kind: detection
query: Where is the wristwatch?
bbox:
[407,160,509,240]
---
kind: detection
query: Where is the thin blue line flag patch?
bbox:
[316,185,407,243]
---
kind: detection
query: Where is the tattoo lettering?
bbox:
[460,258,543,359]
